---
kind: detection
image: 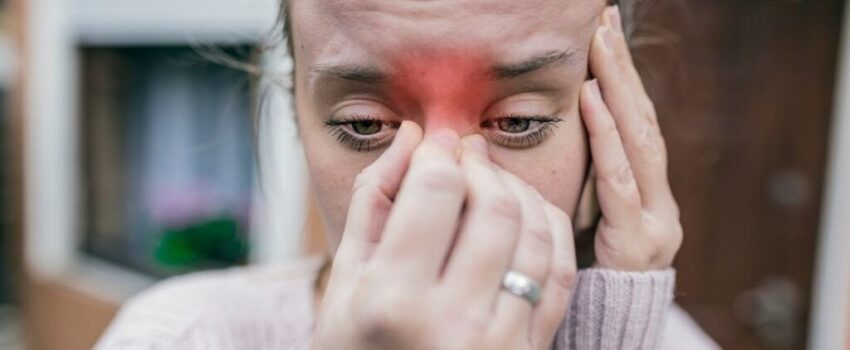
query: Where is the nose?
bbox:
[420,112,481,139]
[389,50,493,140]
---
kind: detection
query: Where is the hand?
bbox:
[580,6,683,271]
[311,122,577,350]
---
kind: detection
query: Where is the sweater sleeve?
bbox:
[551,268,676,350]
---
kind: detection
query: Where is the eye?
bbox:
[497,118,532,133]
[325,115,400,152]
[482,114,563,149]
[350,120,384,135]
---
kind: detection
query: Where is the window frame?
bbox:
[22,0,308,304]
[807,3,850,349]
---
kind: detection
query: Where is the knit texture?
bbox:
[96,261,701,350]
[554,268,676,350]
[96,259,321,350]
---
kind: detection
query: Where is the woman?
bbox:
[98,1,718,349]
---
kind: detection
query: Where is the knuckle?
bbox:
[601,178,640,209]
[642,101,659,124]
[637,125,659,150]
[527,225,554,251]
[596,225,646,269]
[602,157,638,194]
[588,115,618,139]
[615,156,634,182]
[479,191,522,223]
[550,257,577,290]
[617,49,632,68]
[353,284,407,338]
[454,312,490,340]
[412,161,465,194]
[600,118,619,137]
[356,307,400,341]
[517,249,552,283]
[636,252,654,269]
[479,336,502,350]
[350,176,392,213]
[463,313,489,334]
[643,213,684,250]
[486,322,523,349]
[643,215,667,244]
[547,204,573,228]
[438,305,490,348]
[637,126,668,164]
[353,169,380,193]
[669,221,685,248]
[594,225,620,251]
[669,202,682,221]
[446,337,480,350]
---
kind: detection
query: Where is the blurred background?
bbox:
[1,0,849,349]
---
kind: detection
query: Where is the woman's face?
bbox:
[290,0,606,251]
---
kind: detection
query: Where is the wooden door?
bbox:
[646,1,846,349]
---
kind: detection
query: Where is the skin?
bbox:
[287,1,683,349]
[292,0,600,247]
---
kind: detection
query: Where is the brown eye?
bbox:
[351,120,383,135]
[480,115,563,149]
[497,118,531,133]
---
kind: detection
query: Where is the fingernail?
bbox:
[393,121,414,143]
[609,6,623,34]
[600,26,614,52]
[587,79,602,100]
[462,134,488,155]
[429,128,460,149]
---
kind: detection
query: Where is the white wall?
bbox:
[808,2,850,349]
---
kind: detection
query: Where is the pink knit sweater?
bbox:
[95,258,719,349]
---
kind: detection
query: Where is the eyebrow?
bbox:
[309,64,388,84]
[491,49,581,79]
[308,49,581,84]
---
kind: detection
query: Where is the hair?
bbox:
[266,0,686,267]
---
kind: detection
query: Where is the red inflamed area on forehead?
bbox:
[388,50,497,129]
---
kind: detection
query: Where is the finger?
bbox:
[492,170,553,338]
[372,129,466,284]
[442,135,521,311]
[529,202,576,349]
[335,121,423,274]
[608,7,678,214]
[590,19,676,214]
[580,79,641,228]
[601,5,648,99]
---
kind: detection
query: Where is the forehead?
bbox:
[291,0,604,66]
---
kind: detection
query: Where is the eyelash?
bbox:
[481,114,563,149]
[325,115,400,152]
[324,114,563,152]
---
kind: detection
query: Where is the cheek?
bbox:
[302,140,368,252]
[295,92,378,249]
[490,116,589,215]
[305,149,377,251]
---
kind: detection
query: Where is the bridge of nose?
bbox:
[389,49,495,139]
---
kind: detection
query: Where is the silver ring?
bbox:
[501,270,542,306]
